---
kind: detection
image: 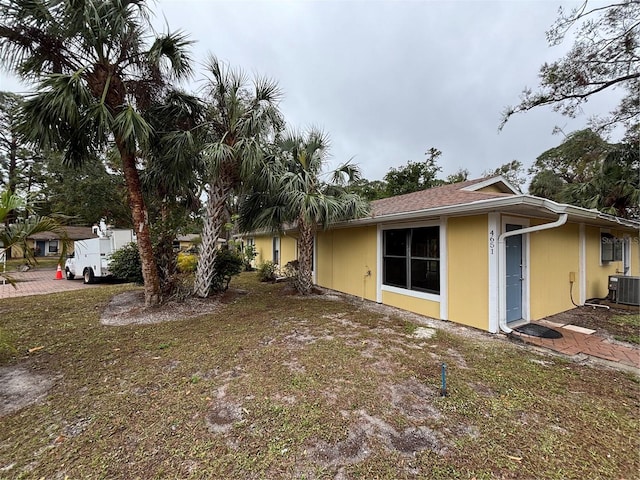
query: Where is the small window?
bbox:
[601,233,622,262]
[48,240,59,254]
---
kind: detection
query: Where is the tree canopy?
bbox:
[384,147,444,197]
[239,127,369,294]
[348,148,474,200]
[501,1,639,138]
[482,160,525,192]
[528,129,639,218]
[0,0,194,306]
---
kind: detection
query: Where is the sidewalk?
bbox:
[511,319,640,371]
[0,269,100,299]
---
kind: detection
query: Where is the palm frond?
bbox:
[18,71,93,154]
[241,126,369,236]
[331,160,362,186]
[112,104,152,152]
[203,141,235,175]
[0,189,26,223]
[147,30,193,81]
[253,74,284,104]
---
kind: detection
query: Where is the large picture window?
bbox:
[383,227,440,294]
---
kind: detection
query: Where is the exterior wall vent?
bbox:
[608,276,640,306]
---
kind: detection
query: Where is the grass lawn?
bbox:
[0,273,638,479]
[3,257,62,271]
[611,314,640,345]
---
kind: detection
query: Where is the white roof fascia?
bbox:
[338,195,640,230]
[596,211,640,229]
[523,195,640,228]
[460,175,520,194]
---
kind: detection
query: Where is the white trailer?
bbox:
[64,222,136,283]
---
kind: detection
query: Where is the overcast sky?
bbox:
[0,0,620,184]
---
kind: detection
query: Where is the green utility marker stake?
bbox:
[440,362,448,397]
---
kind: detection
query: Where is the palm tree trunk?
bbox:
[296,220,314,295]
[194,177,232,297]
[4,135,18,258]
[118,144,161,307]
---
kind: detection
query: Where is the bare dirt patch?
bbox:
[308,428,370,467]
[205,401,243,434]
[100,290,226,326]
[0,365,55,417]
[388,378,441,421]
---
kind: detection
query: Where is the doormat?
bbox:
[513,323,563,339]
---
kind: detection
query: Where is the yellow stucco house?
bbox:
[247,176,640,334]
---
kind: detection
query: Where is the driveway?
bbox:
[0,268,102,299]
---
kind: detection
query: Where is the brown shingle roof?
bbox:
[371,177,514,217]
[29,226,98,241]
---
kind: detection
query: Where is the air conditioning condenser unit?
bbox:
[608,276,640,306]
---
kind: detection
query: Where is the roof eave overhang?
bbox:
[336,195,640,230]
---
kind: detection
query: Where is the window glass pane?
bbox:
[48,241,59,253]
[601,234,613,262]
[384,257,407,288]
[411,227,439,258]
[411,259,440,293]
[385,229,406,256]
[614,239,623,261]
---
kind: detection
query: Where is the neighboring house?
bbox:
[173,234,200,252]
[173,234,225,252]
[11,226,98,259]
[247,176,640,334]
[250,234,297,269]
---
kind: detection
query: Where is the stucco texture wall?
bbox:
[316,226,377,300]
[631,234,640,277]
[253,234,297,267]
[280,235,297,266]
[253,236,271,266]
[584,226,639,299]
[447,215,489,330]
[529,222,580,320]
[381,290,440,318]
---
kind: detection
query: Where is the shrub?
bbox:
[211,248,244,291]
[176,252,198,273]
[243,244,258,271]
[109,242,143,284]
[257,260,278,282]
[283,260,299,278]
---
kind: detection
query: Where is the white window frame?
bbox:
[379,220,442,303]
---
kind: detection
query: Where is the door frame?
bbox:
[622,235,631,275]
[272,236,280,265]
[501,216,530,324]
[35,240,46,257]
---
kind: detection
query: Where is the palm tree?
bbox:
[142,89,205,294]
[193,56,283,297]
[0,0,192,306]
[240,128,369,295]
